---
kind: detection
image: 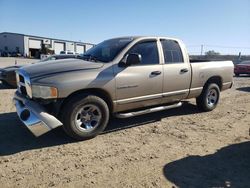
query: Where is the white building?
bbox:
[0,32,94,57]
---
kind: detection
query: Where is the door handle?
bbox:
[180,68,189,73]
[151,71,162,76]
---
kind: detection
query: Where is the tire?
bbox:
[235,73,240,77]
[61,94,110,140]
[196,83,220,112]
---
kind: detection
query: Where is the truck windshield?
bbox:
[79,38,134,63]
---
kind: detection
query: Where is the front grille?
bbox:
[16,70,31,98]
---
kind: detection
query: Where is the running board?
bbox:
[115,102,182,118]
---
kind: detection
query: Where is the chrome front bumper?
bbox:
[13,92,62,137]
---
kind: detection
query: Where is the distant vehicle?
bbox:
[0,65,20,87]
[0,54,78,87]
[41,54,78,61]
[13,36,234,140]
[60,51,78,55]
[234,61,250,76]
[0,52,22,57]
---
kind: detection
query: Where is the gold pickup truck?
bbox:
[13,36,234,140]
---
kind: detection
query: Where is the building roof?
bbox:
[0,32,94,45]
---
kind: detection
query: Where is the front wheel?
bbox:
[196,83,220,112]
[61,94,110,140]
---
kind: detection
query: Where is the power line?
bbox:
[187,45,201,47]
[204,45,250,49]
[187,44,250,49]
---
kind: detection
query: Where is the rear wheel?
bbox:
[61,94,109,140]
[235,73,240,77]
[196,83,220,112]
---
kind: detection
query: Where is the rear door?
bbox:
[114,40,163,112]
[161,39,191,103]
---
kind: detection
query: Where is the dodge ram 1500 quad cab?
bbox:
[13,36,234,140]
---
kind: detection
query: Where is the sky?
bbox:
[0,0,250,55]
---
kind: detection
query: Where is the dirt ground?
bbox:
[0,58,249,188]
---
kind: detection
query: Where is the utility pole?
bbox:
[200,45,204,56]
[238,52,241,60]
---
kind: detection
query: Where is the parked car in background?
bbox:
[0,54,78,87]
[60,51,78,55]
[40,54,78,61]
[0,65,21,87]
[0,52,22,57]
[234,61,250,76]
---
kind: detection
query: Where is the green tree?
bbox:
[205,50,220,56]
[40,44,54,55]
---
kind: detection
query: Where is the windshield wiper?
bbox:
[81,54,99,62]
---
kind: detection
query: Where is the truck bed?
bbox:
[187,60,234,99]
[190,59,225,63]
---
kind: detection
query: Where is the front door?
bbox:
[114,40,163,112]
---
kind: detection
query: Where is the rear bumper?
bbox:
[234,70,250,74]
[222,81,233,91]
[13,92,62,137]
[234,72,250,74]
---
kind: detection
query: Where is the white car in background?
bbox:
[0,54,79,87]
[60,51,78,55]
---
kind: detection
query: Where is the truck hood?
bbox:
[21,59,104,79]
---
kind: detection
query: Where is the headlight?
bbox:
[31,85,58,99]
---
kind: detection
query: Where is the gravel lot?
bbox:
[0,58,249,187]
[0,57,39,67]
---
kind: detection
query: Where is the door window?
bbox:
[161,40,184,63]
[127,41,159,65]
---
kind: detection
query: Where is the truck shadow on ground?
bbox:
[236,86,250,93]
[163,141,250,188]
[0,101,202,156]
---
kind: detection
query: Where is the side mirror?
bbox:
[126,53,141,66]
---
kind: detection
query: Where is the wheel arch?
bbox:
[60,88,113,115]
[196,77,221,112]
[204,76,223,90]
